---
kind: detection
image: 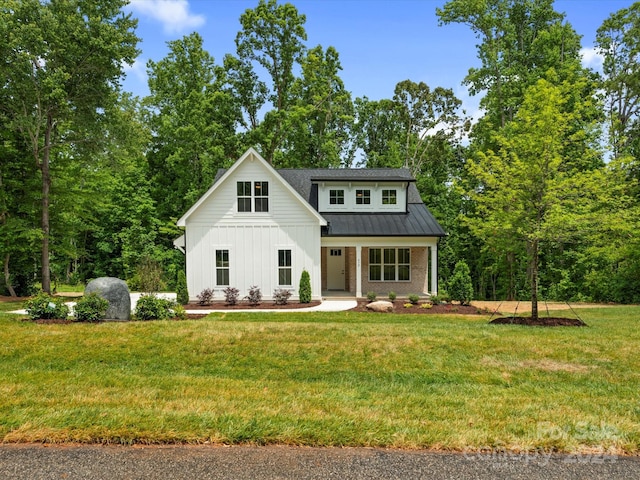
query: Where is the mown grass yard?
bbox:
[0,306,638,453]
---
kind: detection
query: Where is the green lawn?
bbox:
[0,307,638,453]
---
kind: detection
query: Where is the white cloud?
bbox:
[122,57,148,83]
[580,47,604,71]
[129,0,205,34]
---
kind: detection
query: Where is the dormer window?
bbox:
[237,181,269,212]
[329,189,344,205]
[382,189,397,205]
[355,189,371,205]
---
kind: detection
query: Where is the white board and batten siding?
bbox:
[182,152,324,301]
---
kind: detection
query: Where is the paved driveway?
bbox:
[0,445,637,480]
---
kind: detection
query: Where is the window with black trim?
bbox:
[216,250,229,285]
[237,182,252,212]
[329,189,344,205]
[278,249,292,286]
[356,189,371,205]
[254,181,269,212]
[237,181,269,212]
[369,248,410,281]
[382,189,397,205]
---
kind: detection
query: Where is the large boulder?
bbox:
[365,300,394,313]
[85,277,131,321]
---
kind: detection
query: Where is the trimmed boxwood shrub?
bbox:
[134,294,175,320]
[74,292,109,322]
[24,292,69,320]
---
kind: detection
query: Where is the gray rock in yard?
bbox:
[85,277,131,321]
[365,300,394,313]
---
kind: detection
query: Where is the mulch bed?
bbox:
[489,316,587,327]
[350,300,486,315]
[185,301,322,310]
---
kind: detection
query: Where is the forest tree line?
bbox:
[1,0,639,302]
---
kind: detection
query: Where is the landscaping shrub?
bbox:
[134,294,175,320]
[196,288,214,306]
[366,291,377,302]
[273,288,292,305]
[176,270,189,305]
[223,287,240,305]
[24,292,70,320]
[408,294,420,305]
[245,285,262,305]
[448,261,474,306]
[388,291,397,301]
[74,292,108,322]
[298,269,311,303]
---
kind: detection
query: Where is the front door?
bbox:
[327,248,345,290]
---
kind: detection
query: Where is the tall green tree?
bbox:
[283,45,354,167]
[227,0,307,163]
[437,0,588,140]
[145,32,240,220]
[596,2,640,160]
[0,0,138,293]
[465,78,601,320]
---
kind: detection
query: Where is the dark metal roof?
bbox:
[278,168,424,204]
[213,167,446,238]
[321,204,446,237]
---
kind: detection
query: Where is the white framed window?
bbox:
[329,189,344,205]
[237,181,269,212]
[278,249,292,286]
[369,248,410,281]
[215,249,230,286]
[382,189,397,205]
[356,189,371,205]
[254,181,269,212]
[237,181,252,212]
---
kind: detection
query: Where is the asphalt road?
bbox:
[0,444,638,479]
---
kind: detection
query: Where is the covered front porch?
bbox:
[320,237,439,298]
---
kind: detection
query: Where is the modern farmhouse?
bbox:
[175,148,446,301]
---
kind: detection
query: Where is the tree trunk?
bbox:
[530,239,539,322]
[41,114,53,294]
[4,254,17,298]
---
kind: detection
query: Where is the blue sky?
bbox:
[122,0,633,118]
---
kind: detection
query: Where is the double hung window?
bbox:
[278,249,292,286]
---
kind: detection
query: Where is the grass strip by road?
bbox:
[0,307,638,453]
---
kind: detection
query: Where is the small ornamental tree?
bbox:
[298,269,311,303]
[176,270,189,305]
[448,260,474,306]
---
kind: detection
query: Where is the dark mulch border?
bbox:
[350,300,486,315]
[184,301,322,310]
[489,316,587,327]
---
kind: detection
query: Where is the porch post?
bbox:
[430,243,438,296]
[356,245,362,298]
